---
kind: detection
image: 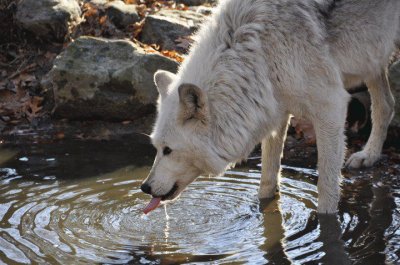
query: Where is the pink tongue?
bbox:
[143,197,162,214]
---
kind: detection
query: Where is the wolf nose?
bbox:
[140,183,152,195]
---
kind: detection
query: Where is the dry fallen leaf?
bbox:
[83,3,98,18]
[99,15,108,25]
[124,0,138,4]
[142,45,158,53]
[24,96,43,121]
[136,4,148,17]
[161,50,184,63]
[131,20,145,38]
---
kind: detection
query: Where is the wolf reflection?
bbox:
[259,196,351,265]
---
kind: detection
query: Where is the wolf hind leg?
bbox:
[258,116,290,199]
[346,72,395,168]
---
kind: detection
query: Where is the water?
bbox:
[0,140,399,264]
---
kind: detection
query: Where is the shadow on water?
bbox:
[1,138,155,179]
[259,196,351,265]
[0,139,399,264]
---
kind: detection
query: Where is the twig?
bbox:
[8,57,35,79]
[0,54,23,67]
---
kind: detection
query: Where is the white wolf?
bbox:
[141,0,400,214]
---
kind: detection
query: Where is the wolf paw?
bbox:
[345,151,381,168]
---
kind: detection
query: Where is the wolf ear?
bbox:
[154,70,176,98]
[178,83,209,125]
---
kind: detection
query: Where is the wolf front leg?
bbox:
[258,116,290,199]
[346,72,395,168]
[312,100,348,214]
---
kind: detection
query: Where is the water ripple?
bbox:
[0,145,398,264]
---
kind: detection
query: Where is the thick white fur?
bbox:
[143,0,400,213]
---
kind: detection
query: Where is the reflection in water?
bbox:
[0,148,17,166]
[0,141,399,264]
[318,214,351,265]
[259,196,291,265]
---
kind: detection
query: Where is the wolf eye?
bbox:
[163,147,172,155]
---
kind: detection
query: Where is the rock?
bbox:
[42,37,178,121]
[177,0,217,6]
[86,0,109,7]
[106,1,140,28]
[388,60,400,127]
[189,5,213,15]
[140,9,205,52]
[16,0,81,41]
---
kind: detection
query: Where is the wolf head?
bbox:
[140,70,230,202]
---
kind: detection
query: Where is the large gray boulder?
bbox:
[42,37,178,121]
[16,0,81,41]
[388,60,400,127]
[189,5,213,15]
[106,1,140,28]
[140,9,205,52]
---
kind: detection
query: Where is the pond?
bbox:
[0,139,399,264]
